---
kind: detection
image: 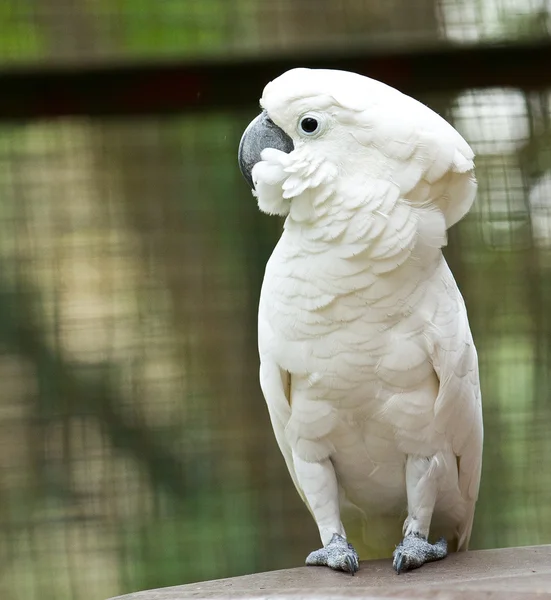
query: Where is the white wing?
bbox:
[428,263,483,550]
[258,319,309,509]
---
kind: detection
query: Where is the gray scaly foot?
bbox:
[393,533,447,574]
[306,533,359,575]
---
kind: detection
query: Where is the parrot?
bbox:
[237,68,483,575]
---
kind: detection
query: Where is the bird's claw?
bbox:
[393,534,447,574]
[394,552,405,574]
[306,533,359,575]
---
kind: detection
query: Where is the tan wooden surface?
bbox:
[109,545,551,600]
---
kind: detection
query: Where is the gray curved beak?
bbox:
[238,111,294,189]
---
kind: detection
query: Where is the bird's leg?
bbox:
[393,455,447,574]
[292,452,359,574]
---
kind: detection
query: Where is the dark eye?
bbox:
[300,116,319,135]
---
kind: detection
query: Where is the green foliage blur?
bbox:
[0,1,551,600]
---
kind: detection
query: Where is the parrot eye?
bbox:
[299,116,320,135]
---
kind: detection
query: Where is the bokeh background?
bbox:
[1,1,551,599]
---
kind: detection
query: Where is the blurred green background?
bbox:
[1,1,551,599]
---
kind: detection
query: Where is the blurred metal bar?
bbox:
[1,41,551,119]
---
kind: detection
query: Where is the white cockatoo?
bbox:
[237,68,483,575]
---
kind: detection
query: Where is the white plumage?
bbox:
[248,68,483,569]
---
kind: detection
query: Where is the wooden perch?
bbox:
[109,544,551,599]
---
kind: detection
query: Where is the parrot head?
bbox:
[237,68,393,219]
[238,68,476,227]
